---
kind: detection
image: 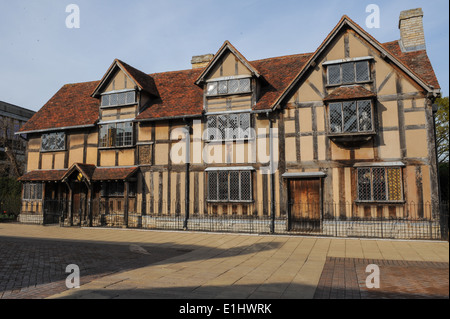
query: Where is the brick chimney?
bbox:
[398,8,426,52]
[191,54,214,69]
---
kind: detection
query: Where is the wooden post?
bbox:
[124,181,129,228]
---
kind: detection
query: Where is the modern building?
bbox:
[16,9,442,234]
[0,100,35,177]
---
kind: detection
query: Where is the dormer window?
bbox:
[325,59,371,86]
[206,77,251,96]
[101,90,136,107]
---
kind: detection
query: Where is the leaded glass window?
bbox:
[207,170,253,202]
[101,91,136,107]
[206,113,252,142]
[328,100,373,134]
[99,122,133,148]
[357,167,403,202]
[327,60,370,85]
[41,132,65,151]
[206,78,252,96]
[23,183,43,200]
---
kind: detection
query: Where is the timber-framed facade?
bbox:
[16,10,445,237]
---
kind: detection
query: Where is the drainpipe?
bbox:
[183,118,191,230]
[267,112,276,234]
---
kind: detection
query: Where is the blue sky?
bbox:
[0,0,448,111]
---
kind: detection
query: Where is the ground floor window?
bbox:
[357,167,403,202]
[23,183,43,200]
[207,169,252,202]
[100,182,136,197]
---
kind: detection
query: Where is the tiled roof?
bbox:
[251,53,312,111]
[135,68,204,121]
[92,166,138,181]
[18,81,100,133]
[19,166,138,182]
[381,41,440,89]
[18,169,68,182]
[116,59,159,97]
[324,85,376,101]
[18,16,440,132]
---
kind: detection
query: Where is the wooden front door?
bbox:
[71,182,87,226]
[288,179,322,231]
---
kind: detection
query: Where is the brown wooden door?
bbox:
[288,179,321,231]
[71,182,86,226]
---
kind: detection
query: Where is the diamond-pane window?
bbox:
[218,171,229,200]
[102,95,110,106]
[327,60,371,85]
[358,100,372,131]
[207,82,218,95]
[208,172,218,200]
[117,93,126,105]
[218,81,228,94]
[110,94,118,106]
[239,78,251,92]
[206,113,252,141]
[207,170,253,202]
[41,132,65,151]
[329,103,342,133]
[328,65,341,85]
[343,101,357,133]
[328,100,373,134]
[229,172,240,200]
[356,61,369,82]
[357,167,403,202]
[342,63,355,84]
[126,91,135,104]
[229,80,239,93]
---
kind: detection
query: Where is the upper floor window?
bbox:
[99,122,133,148]
[206,78,251,96]
[357,167,403,202]
[101,90,136,107]
[327,61,370,86]
[41,132,65,151]
[328,100,373,134]
[206,113,252,142]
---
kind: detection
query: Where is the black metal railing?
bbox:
[13,198,449,240]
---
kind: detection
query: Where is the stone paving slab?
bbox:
[0,223,448,299]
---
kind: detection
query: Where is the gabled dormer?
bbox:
[91,59,158,153]
[195,41,261,113]
[194,41,260,143]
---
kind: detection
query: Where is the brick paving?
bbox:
[0,236,190,299]
[314,257,449,299]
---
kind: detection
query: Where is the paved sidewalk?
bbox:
[0,223,448,299]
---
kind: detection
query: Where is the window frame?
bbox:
[206,113,253,142]
[356,166,404,203]
[23,183,43,201]
[100,90,136,108]
[40,132,66,152]
[207,169,253,203]
[206,78,252,97]
[326,60,371,86]
[99,121,134,149]
[327,99,375,135]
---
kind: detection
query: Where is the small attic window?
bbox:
[326,60,371,86]
[101,91,136,107]
[206,78,251,96]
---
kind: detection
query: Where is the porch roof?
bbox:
[18,169,68,182]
